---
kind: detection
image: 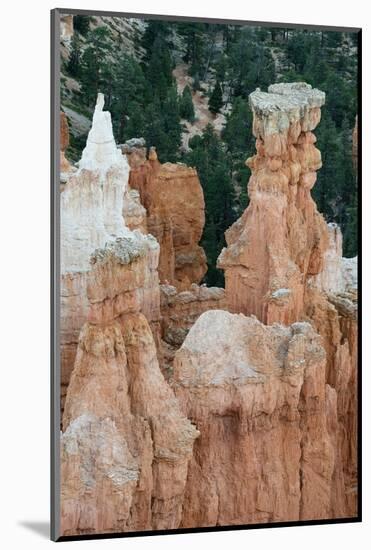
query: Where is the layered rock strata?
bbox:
[173,310,344,526]
[218,82,328,325]
[126,144,207,289]
[206,83,357,519]
[61,238,199,535]
[306,223,358,515]
[60,95,160,412]
[59,83,358,533]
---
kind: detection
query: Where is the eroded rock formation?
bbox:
[178,83,358,522]
[160,284,226,378]
[122,188,147,233]
[173,310,344,525]
[305,221,358,515]
[218,83,328,325]
[60,95,160,412]
[126,143,207,289]
[61,238,199,535]
[311,222,357,295]
[59,83,358,536]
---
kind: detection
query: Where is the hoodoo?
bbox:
[173,82,358,525]
[218,83,328,325]
[59,83,358,535]
[61,238,199,535]
[56,9,359,539]
[125,142,207,290]
[60,97,199,535]
[60,95,161,413]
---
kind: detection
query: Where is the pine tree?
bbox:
[80,27,113,107]
[222,97,254,155]
[121,101,146,143]
[66,35,82,77]
[141,21,171,63]
[162,86,182,162]
[209,80,223,114]
[184,125,236,286]
[143,100,167,158]
[176,23,206,75]
[222,98,254,215]
[73,15,90,36]
[324,31,343,49]
[145,35,174,100]
[179,85,195,122]
[343,193,358,257]
[287,32,307,72]
[314,112,345,222]
[215,54,228,83]
[110,55,146,141]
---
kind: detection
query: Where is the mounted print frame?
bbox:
[51,8,362,542]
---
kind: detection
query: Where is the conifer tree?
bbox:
[73,15,90,35]
[209,80,223,114]
[122,101,146,143]
[184,125,235,286]
[180,85,195,122]
[110,55,146,141]
[67,35,82,77]
[80,27,113,107]
[145,35,173,100]
[162,86,182,162]
[143,100,167,158]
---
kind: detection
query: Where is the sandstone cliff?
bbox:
[218,83,328,325]
[173,310,342,525]
[126,143,207,289]
[202,83,358,519]
[60,95,160,413]
[59,83,358,535]
[61,238,199,535]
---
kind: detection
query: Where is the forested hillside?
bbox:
[61,15,358,286]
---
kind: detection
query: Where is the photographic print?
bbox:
[51,9,360,541]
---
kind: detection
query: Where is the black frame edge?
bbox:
[56,517,361,543]
[55,7,361,32]
[51,7,61,543]
[356,27,362,524]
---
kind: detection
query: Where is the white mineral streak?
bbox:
[61,94,133,273]
[311,222,357,294]
[342,256,358,291]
